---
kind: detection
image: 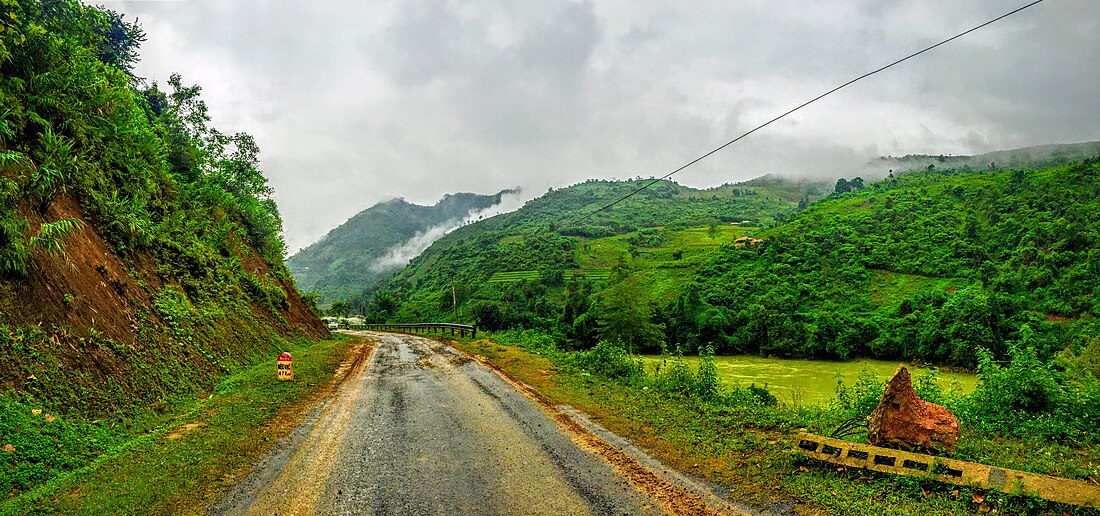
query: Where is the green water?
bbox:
[640,355,978,406]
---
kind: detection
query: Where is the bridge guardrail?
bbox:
[349,323,477,339]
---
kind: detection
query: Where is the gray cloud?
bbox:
[99,0,1100,252]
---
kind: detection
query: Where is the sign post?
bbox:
[277,352,293,381]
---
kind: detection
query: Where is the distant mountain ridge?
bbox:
[288,190,518,302]
[877,140,1100,172]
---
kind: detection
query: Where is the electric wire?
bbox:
[564,0,1047,227]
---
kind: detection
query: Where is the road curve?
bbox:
[212,331,740,515]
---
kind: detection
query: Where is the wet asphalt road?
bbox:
[213,331,666,515]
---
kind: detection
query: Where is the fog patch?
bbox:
[369,189,524,272]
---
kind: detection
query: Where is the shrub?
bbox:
[694,346,721,400]
[833,370,885,418]
[956,344,1095,442]
[0,175,28,277]
[651,352,696,396]
[570,340,644,382]
[743,383,778,407]
[971,345,1062,414]
[492,328,561,357]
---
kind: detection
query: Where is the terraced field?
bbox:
[568,268,610,281]
[487,270,541,283]
[488,268,612,283]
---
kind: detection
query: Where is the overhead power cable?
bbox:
[565,0,1047,227]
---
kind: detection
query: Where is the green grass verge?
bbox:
[450,333,1098,515]
[1,336,357,515]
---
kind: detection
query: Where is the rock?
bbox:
[2,444,14,453]
[867,365,960,452]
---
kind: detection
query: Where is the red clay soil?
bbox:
[1,195,160,344]
[0,194,327,413]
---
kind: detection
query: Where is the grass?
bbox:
[576,225,749,269]
[1,335,360,515]
[483,224,748,295]
[868,270,969,310]
[563,225,756,307]
[449,333,1099,515]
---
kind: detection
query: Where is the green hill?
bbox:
[368,177,823,328]
[372,158,1100,372]
[0,0,325,499]
[672,160,1100,368]
[287,190,515,303]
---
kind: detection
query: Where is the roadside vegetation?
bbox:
[455,330,1099,514]
[1,335,358,515]
[0,0,327,503]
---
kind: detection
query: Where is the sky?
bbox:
[96,0,1100,253]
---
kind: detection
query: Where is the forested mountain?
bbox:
[372,155,1100,373]
[671,160,1100,368]
[0,0,324,458]
[363,177,826,323]
[287,190,515,303]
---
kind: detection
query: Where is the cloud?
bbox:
[369,221,458,273]
[98,0,1100,252]
[368,190,524,272]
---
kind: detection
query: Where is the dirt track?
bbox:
[212,332,748,515]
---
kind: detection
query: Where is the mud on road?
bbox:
[212,332,751,515]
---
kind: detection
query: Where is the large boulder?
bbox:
[866,365,961,452]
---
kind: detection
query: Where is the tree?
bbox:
[366,290,398,322]
[595,286,665,354]
[470,301,506,331]
[609,252,633,284]
[937,284,996,367]
[834,177,864,194]
[329,301,350,318]
[93,8,146,77]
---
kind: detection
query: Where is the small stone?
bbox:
[2,444,14,453]
[866,365,960,452]
[44,414,56,423]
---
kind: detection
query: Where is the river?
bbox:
[640,355,978,406]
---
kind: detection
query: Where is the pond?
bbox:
[640,355,978,406]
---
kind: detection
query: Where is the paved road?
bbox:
[213,331,738,515]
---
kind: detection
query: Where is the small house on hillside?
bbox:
[734,236,764,248]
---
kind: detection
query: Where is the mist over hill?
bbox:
[287,189,520,302]
[873,141,1100,175]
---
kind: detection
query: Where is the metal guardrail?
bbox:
[349,323,477,338]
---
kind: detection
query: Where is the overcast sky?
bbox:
[97,0,1099,252]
